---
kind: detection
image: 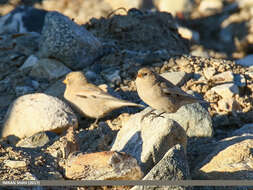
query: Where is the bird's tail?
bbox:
[110,99,144,108]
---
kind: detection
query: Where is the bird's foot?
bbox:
[141,109,156,122]
[150,112,165,121]
[90,118,99,128]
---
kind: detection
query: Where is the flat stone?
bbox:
[38,11,103,70]
[30,58,71,80]
[65,151,143,180]
[217,98,242,112]
[161,71,190,86]
[211,83,239,98]
[44,77,66,98]
[19,54,39,72]
[1,93,78,139]
[111,107,187,174]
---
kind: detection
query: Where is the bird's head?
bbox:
[136,67,155,81]
[63,71,88,86]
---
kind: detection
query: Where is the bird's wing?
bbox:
[75,84,119,100]
[157,74,197,98]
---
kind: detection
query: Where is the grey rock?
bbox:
[160,71,190,86]
[131,144,191,190]
[111,107,187,174]
[29,58,71,80]
[19,54,39,72]
[234,74,246,87]
[16,131,58,148]
[15,85,35,96]
[1,93,78,139]
[166,103,213,137]
[44,77,66,98]
[38,11,103,70]
[232,123,253,136]
[102,68,121,85]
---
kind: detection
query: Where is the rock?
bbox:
[104,0,142,10]
[234,74,246,87]
[236,55,253,67]
[166,103,213,137]
[44,77,66,98]
[203,67,216,80]
[211,83,239,98]
[4,160,27,168]
[0,6,47,34]
[194,134,253,179]
[111,107,187,174]
[131,144,191,190]
[177,26,200,42]
[101,68,121,85]
[246,71,253,79]
[232,123,253,136]
[1,93,78,139]
[160,71,190,86]
[154,0,194,16]
[29,58,71,80]
[15,86,35,96]
[19,55,39,72]
[65,151,143,180]
[38,11,103,70]
[217,98,242,113]
[211,71,234,83]
[16,131,58,148]
[198,0,223,15]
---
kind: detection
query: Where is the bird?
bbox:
[135,67,207,120]
[63,71,143,124]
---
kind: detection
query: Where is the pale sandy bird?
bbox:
[63,71,143,124]
[135,67,206,119]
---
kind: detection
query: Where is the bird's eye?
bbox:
[143,73,148,76]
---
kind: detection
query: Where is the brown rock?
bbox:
[65,151,143,180]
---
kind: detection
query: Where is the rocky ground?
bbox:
[0,0,253,190]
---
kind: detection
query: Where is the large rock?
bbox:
[111,108,187,174]
[1,93,78,139]
[65,151,143,180]
[37,11,103,70]
[131,144,191,190]
[165,104,213,137]
[194,134,253,179]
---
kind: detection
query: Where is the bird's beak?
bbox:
[62,79,67,84]
[137,73,142,78]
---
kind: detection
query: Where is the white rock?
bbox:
[30,58,71,80]
[211,71,234,82]
[203,67,216,80]
[198,0,223,14]
[177,26,200,42]
[1,93,78,139]
[4,160,27,168]
[111,107,187,174]
[211,83,239,98]
[160,71,189,86]
[236,55,253,67]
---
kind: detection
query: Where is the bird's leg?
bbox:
[141,109,156,121]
